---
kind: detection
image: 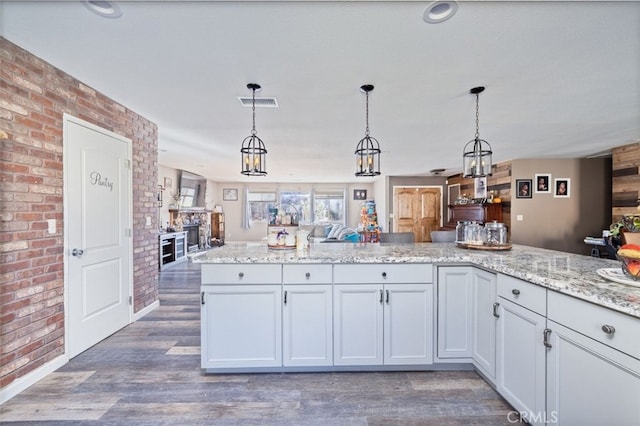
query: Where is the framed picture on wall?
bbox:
[516,179,532,198]
[474,177,487,199]
[223,188,238,201]
[353,189,367,200]
[534,174,551,194]
[554,178,570,198]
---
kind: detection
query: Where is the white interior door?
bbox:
[64,114,132,358]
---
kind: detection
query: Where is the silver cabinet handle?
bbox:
[72,248,84,256]
[512,289,520,296]
[492,302,500,318]
[543,328,552,348]
[238,272,244,278]
[379,289,384,303]
[386,289,390,304]
[305,272,311,279]
[602,324,615,335]
[284,290,288,305]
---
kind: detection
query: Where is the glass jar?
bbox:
[464,221,485,245]
[485,221,507,246]
[456,221,472,242]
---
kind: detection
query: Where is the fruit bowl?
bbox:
[617,254,640,281]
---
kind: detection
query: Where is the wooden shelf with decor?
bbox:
[211,212,225,245]
[444,203,503,230]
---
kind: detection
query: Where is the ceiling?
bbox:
[2,0,639,183]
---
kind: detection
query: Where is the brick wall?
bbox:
[0,38,159,389]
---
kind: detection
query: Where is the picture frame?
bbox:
[163,177,172,189]
[353,189,367,200]
[474,177,487,199]
[534,173,551,194]
[223,188,238,201]
[554,178,570,198]
[516,179,532,199]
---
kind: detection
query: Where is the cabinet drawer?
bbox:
[201,264,282,284]
[497,274,546,315]
[548,291,640,359]
[283,264,332,284]
[334,264,432,284]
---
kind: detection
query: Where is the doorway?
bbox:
[63,114,133,358]
[392,186,442,242]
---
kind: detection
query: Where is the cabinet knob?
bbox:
[601,324,615,335]
[238,272,244,278]
[305,272,311,279]
[512,289,520,296]
[382,272,387,278]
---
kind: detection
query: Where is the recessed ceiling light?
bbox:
[423,1,458,24]
[82,0,122,18]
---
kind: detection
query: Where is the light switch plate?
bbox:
[516,215,524,221]
[146,216,151,226]
[47,219,56,234]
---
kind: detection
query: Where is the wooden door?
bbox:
[393,187,441,242]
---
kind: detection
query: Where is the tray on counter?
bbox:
[456,242,512,251]
[268,244,297,250]
[596,268,640,288]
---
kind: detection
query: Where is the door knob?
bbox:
[71,248,84,256]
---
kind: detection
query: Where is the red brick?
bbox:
[1,38,158,390]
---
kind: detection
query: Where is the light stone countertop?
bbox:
[193,242,640,319]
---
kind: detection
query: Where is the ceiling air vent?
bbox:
[238,97,279,108]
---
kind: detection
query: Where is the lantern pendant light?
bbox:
[355,84,381,177]
[240,83,267,176]
[463,86,493,178]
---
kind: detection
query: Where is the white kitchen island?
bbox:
[195,242,640,426]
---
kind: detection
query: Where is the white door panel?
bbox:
[64,114,132,358]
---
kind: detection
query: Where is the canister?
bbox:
[456,221,472,242]
[485,221,507,246]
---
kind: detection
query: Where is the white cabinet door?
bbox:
[384,283,433,365]
[437,266,473,359]
[497,298,547,425]
[283,284,333,367]
[201,285,282,369]
[547,320,640,426]
[471,268,497,382]
[333,284,383,366]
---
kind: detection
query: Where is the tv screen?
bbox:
[178,170,207,208]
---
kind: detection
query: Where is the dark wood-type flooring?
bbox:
[1,260,520,425]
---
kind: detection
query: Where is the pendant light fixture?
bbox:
[240,83,267,176]
[463,86,493,178]
[355,84,381,177]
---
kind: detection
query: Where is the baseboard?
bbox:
[0,353,68,405]
[133,299,159,321]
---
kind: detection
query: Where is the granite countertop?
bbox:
[193,242,640,319]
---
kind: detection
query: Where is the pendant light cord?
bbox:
[251,88,257,136]
[365,91,370,137]
[475,93,480,140]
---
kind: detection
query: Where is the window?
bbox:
[314,190,345,223]
[247,191,277,222]
[245,188,347,227]
[280,191,311,224]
